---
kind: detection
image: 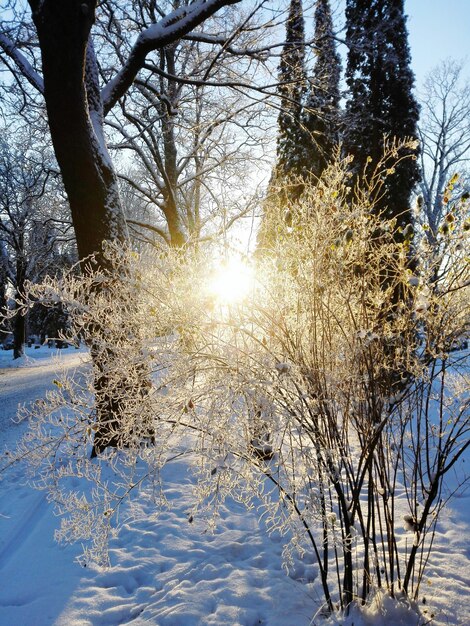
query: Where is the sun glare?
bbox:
[208,256,255,305]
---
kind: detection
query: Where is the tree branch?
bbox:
[0,32,44,94]
[101,0,241,115]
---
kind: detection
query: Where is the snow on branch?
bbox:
[0,32,44,95]
[102,0,241,116]
[183,32,282,60]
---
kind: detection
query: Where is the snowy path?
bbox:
[0,349,88,436]
[0,347,91,625]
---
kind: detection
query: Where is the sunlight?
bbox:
[208,256,255,305]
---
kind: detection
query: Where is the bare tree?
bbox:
[0,127,64,357]
[93,1,287,248]
[1,0,248,264]
[0,0,280,454]
[105,39,269,247]
[418,59,470,247]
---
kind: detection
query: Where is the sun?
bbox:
[208,256,255,305]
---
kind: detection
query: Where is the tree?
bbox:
[0,0,247,453]
[0,127,61,358]
[303,0,341,179]
[99,6,269,248]
[257,0,307,250]
[417,59,470,248]
[275,0,307,182]
[0,244,9,342]
[344,0,419,230]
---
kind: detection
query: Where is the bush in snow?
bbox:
[1,143,468,620]
[158,142,469,616]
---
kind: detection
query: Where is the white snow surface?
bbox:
[0,346,469,626]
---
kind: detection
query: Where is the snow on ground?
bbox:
[0,343,86,370]
[0,346,469,626]
[0,344,88,445]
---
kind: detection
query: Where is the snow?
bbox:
[0,343,86,370]
[102,0,242,114]
[0,347,469,626]
[0,33,45,95]
[0,345,88,444]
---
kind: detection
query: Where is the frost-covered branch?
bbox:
[102,0,242,115]
[0,32,44,94]
[2,143,468,621]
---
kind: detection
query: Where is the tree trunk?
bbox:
[160,46,186,248]
[0,265,9,339]
[29,0,127,265]
[12,244,26,359]
[12,302,25,359]
[29,0,146,455]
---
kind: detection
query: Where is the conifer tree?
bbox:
[257,0,307,250]
[276,0,307,181]
[304,0,341,179]
[344,0,419,229]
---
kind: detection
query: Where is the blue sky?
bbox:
[332,0,470,87]
[407,0,470,86]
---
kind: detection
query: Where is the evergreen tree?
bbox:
[276,0,307,181]
[344,0,419,229]
[304,0,341,179]
[257,0,307,250]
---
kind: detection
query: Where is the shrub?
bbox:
[2,145,468,619]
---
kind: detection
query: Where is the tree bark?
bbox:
[29,0,127,266]
[12,238,26,359]
[12,300,25,359]
[28,0,137,454]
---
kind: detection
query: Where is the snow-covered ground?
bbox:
[0,346,469,626]
[0,345,87,439]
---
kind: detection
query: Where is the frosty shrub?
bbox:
[158,143,469,617]
[1,145,468,619]
[0,245,186,564]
